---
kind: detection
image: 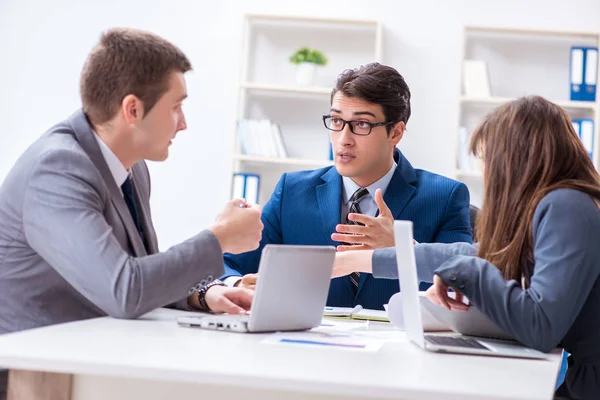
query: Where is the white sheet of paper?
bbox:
[387,292,450,332]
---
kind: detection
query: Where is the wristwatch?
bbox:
[196,279,226,311]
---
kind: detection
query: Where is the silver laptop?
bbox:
[177,244,335,333]
[394,221,547,359]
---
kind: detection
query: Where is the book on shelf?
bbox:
[462,60,491,98]
[237,118,288,158]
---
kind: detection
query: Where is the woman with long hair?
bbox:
[333,96,600,399]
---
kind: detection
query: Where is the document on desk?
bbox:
[386,292,450,332]
[262,332,384,352]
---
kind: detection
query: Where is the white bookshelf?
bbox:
[455,26,600,207]
[460,95,597,111]
[231,14,383,205]
[241,82,332,95]
[233,154,333,168]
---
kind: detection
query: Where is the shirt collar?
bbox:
[342,161,397,204]
[93,131,129,187]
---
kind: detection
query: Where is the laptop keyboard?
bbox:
[425,335,491,350]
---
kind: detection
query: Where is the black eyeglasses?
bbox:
[322,115,396,136]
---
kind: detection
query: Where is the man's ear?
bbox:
[121,94,144,124]
[390,121,405,146]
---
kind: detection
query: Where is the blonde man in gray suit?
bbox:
[0,28,262,339]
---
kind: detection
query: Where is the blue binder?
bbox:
[570,47,585,101]
[579,119,594,159]
[582,47,598,102]
[231,173,261,204]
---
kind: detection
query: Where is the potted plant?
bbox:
[289,47,328,86]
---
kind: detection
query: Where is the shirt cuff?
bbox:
[223,276,242,287]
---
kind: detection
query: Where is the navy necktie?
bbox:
[121,176,146,249]
[345,187,370,288]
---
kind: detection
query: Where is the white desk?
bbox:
[0,308,562,400]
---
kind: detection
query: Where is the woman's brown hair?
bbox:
[470,95,600,287]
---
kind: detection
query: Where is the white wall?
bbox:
[1,0,599,249]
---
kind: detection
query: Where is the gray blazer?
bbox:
[373,189,600,398]
[0,109,224,335]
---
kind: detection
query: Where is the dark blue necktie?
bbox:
[345,187,370,289]
[121,176,147,249]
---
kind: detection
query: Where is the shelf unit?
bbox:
[455,25,600,206]
[233,154,333,168]
[230,14,383,205]
[459,95,597,111]
[241,82,333,95]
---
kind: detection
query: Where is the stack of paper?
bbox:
[386,292,450,332]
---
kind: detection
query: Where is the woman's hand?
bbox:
[425,275,469,311]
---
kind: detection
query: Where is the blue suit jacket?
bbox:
[223,150,472,310]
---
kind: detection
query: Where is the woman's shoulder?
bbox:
[535,188,600,230]
[538,188,598,210]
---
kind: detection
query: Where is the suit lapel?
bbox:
[316,167,343,242]
[375,149,417,219]
[67,109,147,257]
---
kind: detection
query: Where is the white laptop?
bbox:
[177,244,335,333]
[393,221,547,359]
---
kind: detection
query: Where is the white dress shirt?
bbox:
[93,132,129,190]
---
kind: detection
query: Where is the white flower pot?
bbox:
[295,63,317,86]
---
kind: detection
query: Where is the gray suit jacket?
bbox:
[0,109,224,335]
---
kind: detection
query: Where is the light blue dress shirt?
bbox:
[341,161,397,221]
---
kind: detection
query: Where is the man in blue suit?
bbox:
[222,63,472,310]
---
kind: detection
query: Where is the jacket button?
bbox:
[450,275,457,282]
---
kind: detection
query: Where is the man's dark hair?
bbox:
[80,28,192,126]
[331,62,411,133]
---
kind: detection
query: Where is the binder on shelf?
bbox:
[248,120,266,157]
[579,119,594,159]
[231,173,260,204]
[570,47,585,101]
[582,47,598,102]
[271,123,288,158]
[259,119,278,157]
[237,120,254,156]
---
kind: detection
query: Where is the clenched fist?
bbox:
[210,199,263,254]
